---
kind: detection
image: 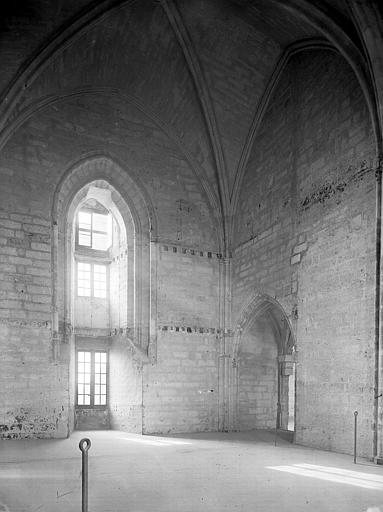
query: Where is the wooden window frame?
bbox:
[76,209,111,251]
[76,350,109,408]
[76,260,109,299]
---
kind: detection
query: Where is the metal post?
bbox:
[354,411,358,464]
[274,402,281,447]
[79,438,91,512]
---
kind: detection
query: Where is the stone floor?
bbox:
[1,429,383,512]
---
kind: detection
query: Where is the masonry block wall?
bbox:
[109,336,143,433]
[238,314,278,430]
[1,0,381,452]
[233,50,376,456]
[143,244,220,434]
[0,12,221,434]
[0,212,68,437]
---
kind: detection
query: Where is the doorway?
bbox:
[234,296,296,436]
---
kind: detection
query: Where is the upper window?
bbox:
[77,210,111,251]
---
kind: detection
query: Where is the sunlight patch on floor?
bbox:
[117,435,192,447]
[267,463,383,490]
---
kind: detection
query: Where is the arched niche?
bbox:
[51,155,157,433]
[231,294,296,434]
[51,155,158,358]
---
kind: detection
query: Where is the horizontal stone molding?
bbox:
[0,318,51,329]
[158,241,222,260]
[159,324,233,336]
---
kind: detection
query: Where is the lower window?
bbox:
[77,350,108,406]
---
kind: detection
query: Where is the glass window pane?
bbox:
[93,280,105,287]
[78,280,90,287]
[78,211,91,228]
[77,350,107,407]
[93,266,107,297]
[92,232,108,250]
[78,262,91,272]
[78,231,91,247]
[78,264,91,296]
[93,213,108,232]
[94,264,106,273]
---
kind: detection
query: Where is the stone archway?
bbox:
[51,155,158,434]
[231,294,296,434]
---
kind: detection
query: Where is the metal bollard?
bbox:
[79,438,91,512]
[354,411,358,464]
[274,402,281,447]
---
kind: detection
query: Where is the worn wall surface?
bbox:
[0,0,381,456]
[233,50,376,456]
[237,314,278,430]
[143,244,220,434]
[0,18,220,435]
[0,210,68,437]
[109,337,143,433]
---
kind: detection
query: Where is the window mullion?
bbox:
[91,351,95,406]
[91,263,94,297]
[76,351,79,405]
[90,212,93,249]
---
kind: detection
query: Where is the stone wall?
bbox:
[0,90,220,438]
[237,314,278,430]
[143,244,220,434]
[232,50,376,456]
[109,336,143,433]
[0,211,69,437]
[0,0,380,454]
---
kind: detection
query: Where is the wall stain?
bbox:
[300,164,372,211]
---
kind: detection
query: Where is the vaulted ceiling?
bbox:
[0,0,377,251]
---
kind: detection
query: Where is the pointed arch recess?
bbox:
[230,38,380,242]
[51,155,158,361]
[228,293,296,431]
[233,293,296,360]
[0,88,224,252]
